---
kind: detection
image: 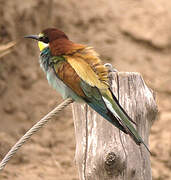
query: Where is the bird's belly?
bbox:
[46,68,83,102]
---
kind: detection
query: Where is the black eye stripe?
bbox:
[39,36,49,43]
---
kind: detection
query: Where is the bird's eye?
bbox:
[39,36,49,43]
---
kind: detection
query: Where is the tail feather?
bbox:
[109,88,137,125]
[85,100,128,134]
[102,89,151,154]
[118,117,151,154]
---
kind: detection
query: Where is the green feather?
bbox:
[102,90,151,153]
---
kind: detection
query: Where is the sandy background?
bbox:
[0,0,171,179]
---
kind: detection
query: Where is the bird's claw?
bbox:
[104,63,118,72]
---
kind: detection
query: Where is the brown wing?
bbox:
[53,61,86,97]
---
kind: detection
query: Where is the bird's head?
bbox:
[25,28,85,55]
[24,28,69,51]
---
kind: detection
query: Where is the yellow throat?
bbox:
[38,41,49,51]
[38,33,49,51]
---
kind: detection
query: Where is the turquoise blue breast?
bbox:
[39,47,51,72]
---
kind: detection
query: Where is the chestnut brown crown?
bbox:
[40,28,69,43]
[41,28,85,56]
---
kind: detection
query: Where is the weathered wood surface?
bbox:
[72,71,157,180]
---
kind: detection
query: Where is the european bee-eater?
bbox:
[25,28,150,153]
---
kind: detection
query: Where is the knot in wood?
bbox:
[105,152,116,176]
[105,152,125,177]
[105,152,116,166]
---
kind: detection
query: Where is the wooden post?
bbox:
[72,69,157,180]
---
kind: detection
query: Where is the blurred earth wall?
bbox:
[0,0,171,179]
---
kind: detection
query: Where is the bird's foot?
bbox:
[104,63,118,73]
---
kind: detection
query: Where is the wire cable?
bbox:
[0,98,74,171]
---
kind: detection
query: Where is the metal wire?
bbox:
[0,98,74,171]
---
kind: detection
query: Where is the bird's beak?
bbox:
[24,35,40,41]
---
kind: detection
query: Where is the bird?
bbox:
[24,28,150,153]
